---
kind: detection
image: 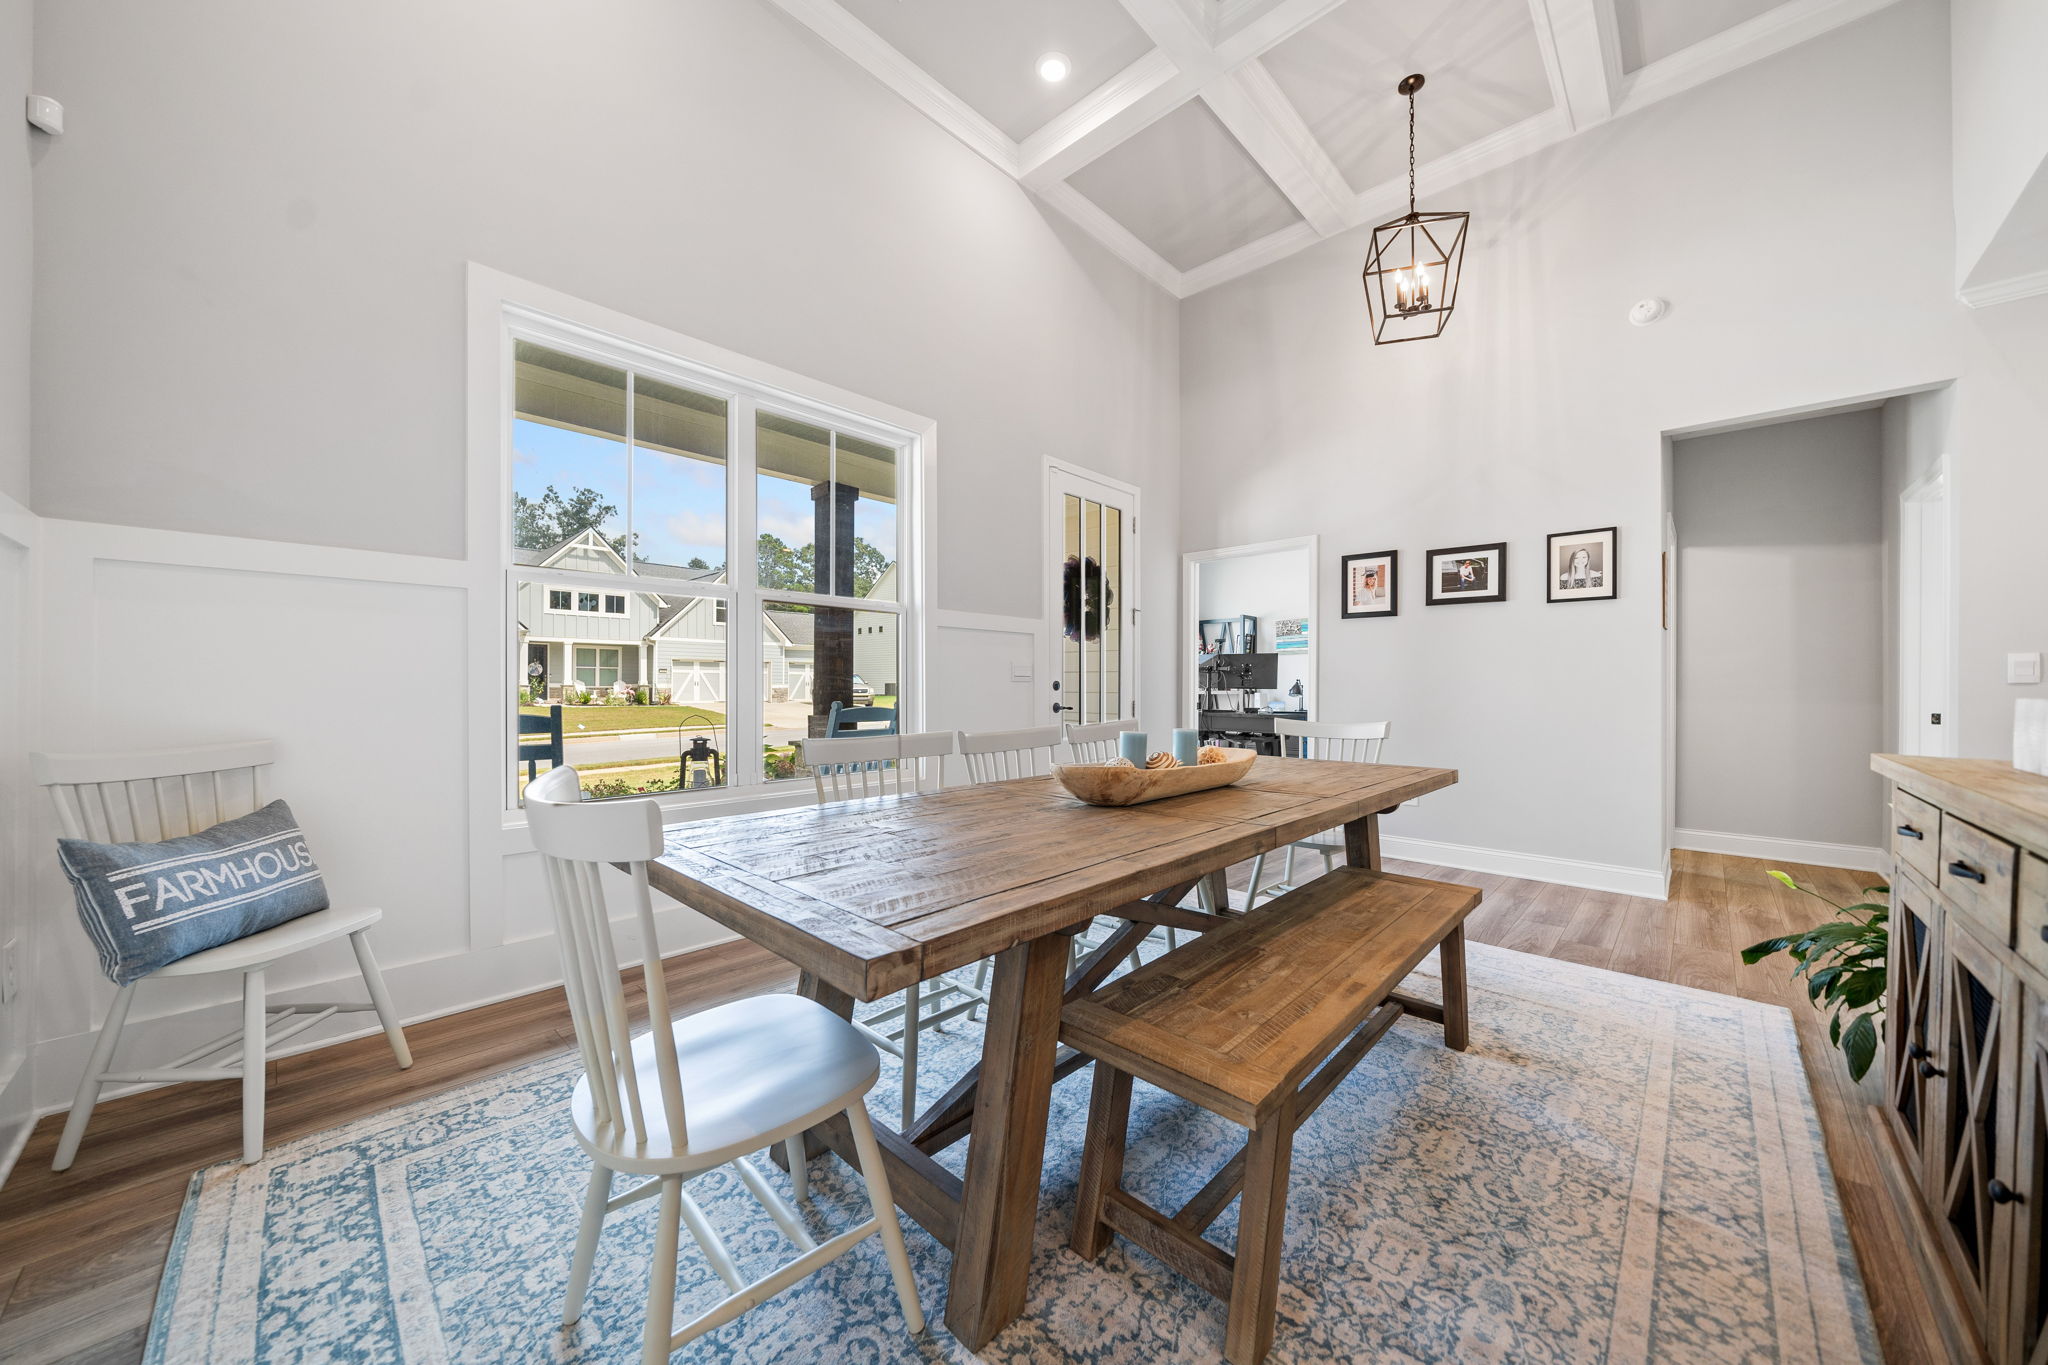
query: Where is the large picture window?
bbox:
[506,327,915,805]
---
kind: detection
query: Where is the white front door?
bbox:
[1046,463,1138,726]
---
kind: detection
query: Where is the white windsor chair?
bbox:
[806,730,986,1127]
[525,765,922,1361]
[1245,719,1393,904]
[32,740,412,1168]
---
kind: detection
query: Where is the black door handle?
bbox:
[1919,1059,1944,1079]
[1949,860,1987,884]
[1990,1179,2024,1206]
[1896,825,1923,840]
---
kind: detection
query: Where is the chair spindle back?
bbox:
[1274,719,1390,764]
[32,741,277,843]
[1062,720,1137,765]
[807,731,953,804]
[956,725,1064,783]
[525,765,684,1149]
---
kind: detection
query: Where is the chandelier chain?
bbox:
[1407,88,1417,216]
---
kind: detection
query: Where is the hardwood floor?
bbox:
[0,850,1941,1363]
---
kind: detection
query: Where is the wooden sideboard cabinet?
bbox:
[1873,755,2048,1364]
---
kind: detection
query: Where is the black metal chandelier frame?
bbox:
[1362,73,1469,345]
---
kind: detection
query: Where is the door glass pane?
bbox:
[1073,493,1089,724]
[1102,505,1122,721]
[757,413,830,593]
[1082,498,1101,723]
[513,342,628,574]
[843,433,899,602]
[632,375,728,576]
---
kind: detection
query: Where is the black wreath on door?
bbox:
[1063,554,1113,642]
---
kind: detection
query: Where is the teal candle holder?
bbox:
[1171,729,1199,766]
[1118,731,1149,765]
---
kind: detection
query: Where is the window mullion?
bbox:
[731,395,762,788]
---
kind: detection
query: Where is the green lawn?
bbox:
[521,703,724,734]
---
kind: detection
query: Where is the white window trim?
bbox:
[469,264,935,843]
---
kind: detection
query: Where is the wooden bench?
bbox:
[1061,866,1480,1365]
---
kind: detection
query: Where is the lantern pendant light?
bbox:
[1362,73,1469,344]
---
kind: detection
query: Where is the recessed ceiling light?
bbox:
[1037,52,1071,83]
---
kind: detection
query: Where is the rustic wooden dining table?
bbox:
[643,755,1458,1349]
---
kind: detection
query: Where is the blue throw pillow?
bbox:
[56,799,331,985]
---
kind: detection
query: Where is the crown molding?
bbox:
[1614,0,1904,118]
[1178,219,1322,296]
[1033,180,1188,297]
[763,0,1020,177]
[1959,267,2048,310]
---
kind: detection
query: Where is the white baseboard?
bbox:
[0,1058,32,1191]
[1380,835,1668,900]
[1671,827,1888,874]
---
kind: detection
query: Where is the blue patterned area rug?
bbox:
[145,942,1876,1363]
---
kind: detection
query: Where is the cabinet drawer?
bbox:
[1892,787,1942,884]
[2020,854,2048,980]
[1939,814,2019,946]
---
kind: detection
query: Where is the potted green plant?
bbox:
[1741,871,1888,1080]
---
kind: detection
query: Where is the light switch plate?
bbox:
[2009,652,2043,685]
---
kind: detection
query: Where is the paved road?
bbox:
[559,702,814,766]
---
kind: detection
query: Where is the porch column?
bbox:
[810,480,857,737]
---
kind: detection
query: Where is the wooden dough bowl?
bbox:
[1053,748,1257,807]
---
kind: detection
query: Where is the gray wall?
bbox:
[1674,411,1885,846]
[27,0,1180,696]
[1178,0,2048,879]
[1,0,28,506]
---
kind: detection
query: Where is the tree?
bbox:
[513,485,627,556]
[755,533,893,601]
[686,556,710,570]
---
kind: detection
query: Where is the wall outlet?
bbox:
[2009,652,2043,685]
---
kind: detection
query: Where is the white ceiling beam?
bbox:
[1211,0,1354,67]
[1200,63,1356,237]
[1527,0,1623,131]
[762,0,1020,177]
[1017,50,1195,188]
[1033,181,1188,297]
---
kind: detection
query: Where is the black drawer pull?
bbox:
[1990,1179,2024,1206]
[1908,1043,1931,1060]
[1896,824,1924,840]
[1948,860,1987,884]
[2039,925,2048,944]
[1919,1059,1944,1079]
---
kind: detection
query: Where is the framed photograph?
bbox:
[1235,615,1259,653]
[1341,551,1398,618]
[1547,526,1618,603]
[1425,542,1507,605]
[1273,617,1309,652]
[1197,618,1233,661]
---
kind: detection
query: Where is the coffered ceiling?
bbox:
[768,0,1903,297]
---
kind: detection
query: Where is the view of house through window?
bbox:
[510,336,906,803]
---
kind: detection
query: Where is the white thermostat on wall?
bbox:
[25,95,63,135]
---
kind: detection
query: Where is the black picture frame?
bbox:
[1424,541,1508,605]
[1547,526,1619,603]
[1340,551,1398,618]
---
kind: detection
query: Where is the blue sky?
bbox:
[514,419,897,572]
